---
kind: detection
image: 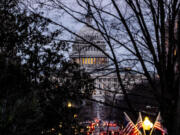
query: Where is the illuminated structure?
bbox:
[70,9,146,121]
[70,5,108,72]
[71,23,108,70]
[70,9,145,104]
[70,10,116,103]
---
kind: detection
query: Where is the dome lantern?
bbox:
[85,4,93,24]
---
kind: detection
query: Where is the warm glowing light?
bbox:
[74,114,78,118]
[59,122,63,128]
[142,117,153,130]
[59,124,62,128]
[174,49,177,56]
[91,58,93,64]
[94,118,99,123]
[85,58,87,64]
[88,58,91,64]
[67,102,72,108]
[87,126,90,129]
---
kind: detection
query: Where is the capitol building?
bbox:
[70,11,146,102]
[70,15,118,103]
[70,11,146,108]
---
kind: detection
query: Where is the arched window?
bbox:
[91,58,93,64]
[94,58,96,64]
[82,58,85,64]
[85,58,88,64]
[88,58,91,64]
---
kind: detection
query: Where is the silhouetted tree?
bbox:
[0,0,93,134]
[34,0,180,134]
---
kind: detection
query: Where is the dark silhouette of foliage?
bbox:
[34,0,180,134]
[0,0,93,135]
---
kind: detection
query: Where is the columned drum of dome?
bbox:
[70,22,108,71]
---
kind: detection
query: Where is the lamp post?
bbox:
[142,117,153,135]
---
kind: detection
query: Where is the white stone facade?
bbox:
[70,21,147,104]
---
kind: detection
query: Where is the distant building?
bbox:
[70,9,147,120]
[70,10,120,103]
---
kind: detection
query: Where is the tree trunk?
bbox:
[171,10,180,135]
[173,87,180,135]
